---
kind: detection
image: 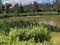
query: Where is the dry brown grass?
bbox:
[51,32,60,42]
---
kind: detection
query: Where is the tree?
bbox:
[0,0,4,13]
[13,3,20,13]
[19,4,25,13]
[54,0,60,13]
[33,1,40,12]
[5,3,12,13]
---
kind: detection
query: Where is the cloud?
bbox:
[3,0,35,5]
[3,0,54,5]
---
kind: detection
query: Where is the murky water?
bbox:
[1,16,60,27]
[22,16,60,27]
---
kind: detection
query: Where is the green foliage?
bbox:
[0,19,38,35]
[0,19,51,45]
[0,12,59,18]
[44,24,60,32]
[19,4,25,13]
[0,0,4,13]
[17,26,50,42]
[5,3,12,13]
[0,0,60,14]
[0,25,51,44]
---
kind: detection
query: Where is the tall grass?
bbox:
[0,26,51,45]
[0,19,51,45]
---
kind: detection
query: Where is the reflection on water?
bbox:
[39,20,56,26]
[5,16,60,27]
[23,16,60,27]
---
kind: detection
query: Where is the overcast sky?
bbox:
[2,0,55,5]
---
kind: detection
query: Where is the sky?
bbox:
[2,0,55,5]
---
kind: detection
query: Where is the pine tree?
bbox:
[19,4,25,13]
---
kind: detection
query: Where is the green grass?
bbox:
[0,32,60,45]
[0,12,59,18]
[0,33,60,45]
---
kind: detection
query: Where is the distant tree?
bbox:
[19,4,25,13]
[33,1,40,12]
[55,0,60,13]
[13,3,20,13]
[5,3,12,13]
[0,0,4,13]
[44,3,51,11]
[0,0,59,13]
[24,4,34,13]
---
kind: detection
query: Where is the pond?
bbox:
[21,16,60,27]
[1,16,60,27]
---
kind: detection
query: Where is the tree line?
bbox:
[0,0,60,13]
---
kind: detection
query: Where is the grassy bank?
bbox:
[0,12,60,18]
